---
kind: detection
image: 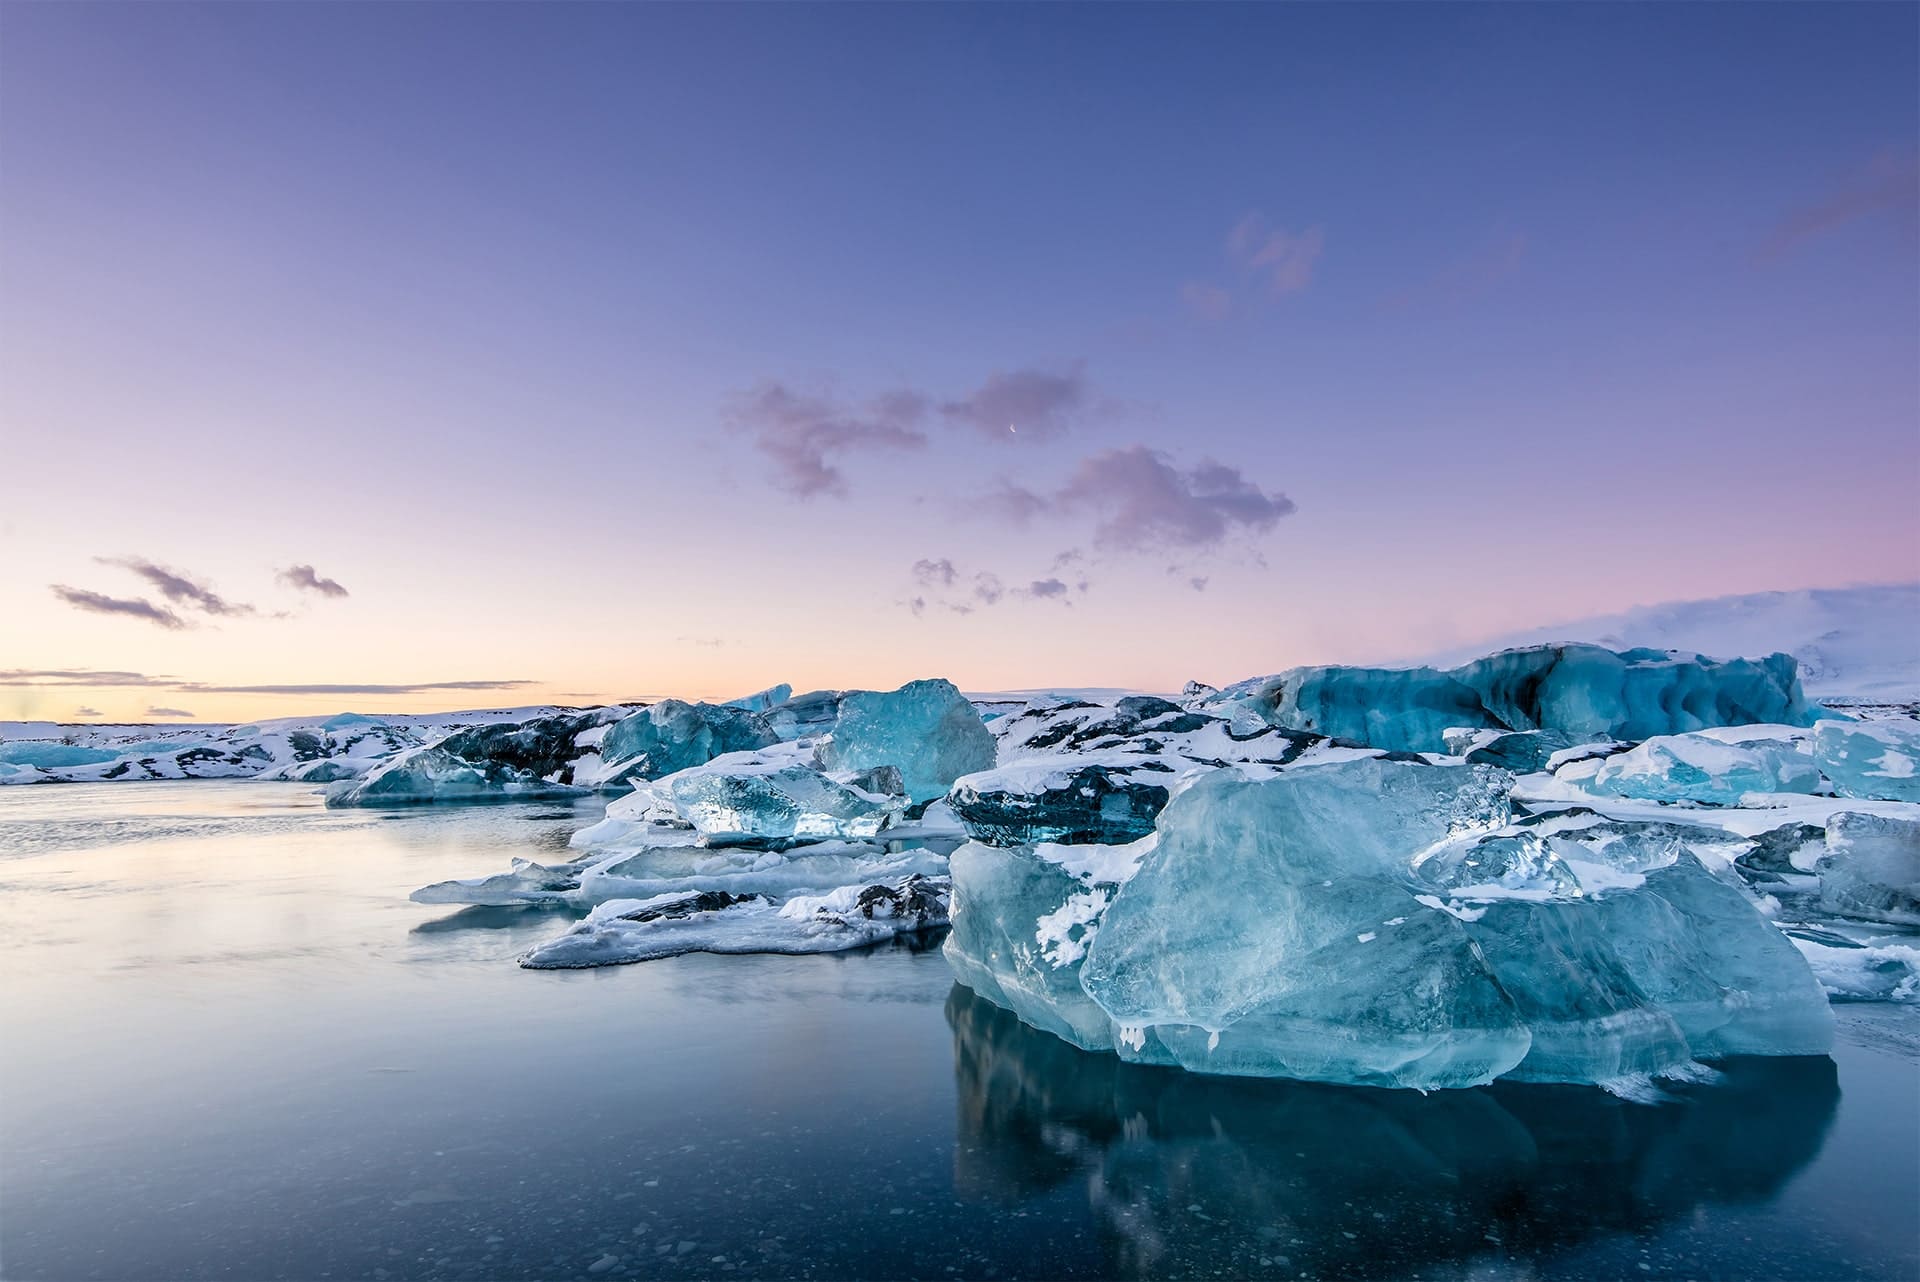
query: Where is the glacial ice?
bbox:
[1812,718,1920,803]
[665,751,906,846]
[723,683,794,713]
[518,874,947,968]
[327,746,556,806]
[1199,644,1813,753]
[596,700,779,782]
[1817,811,1920,925]
[815,678,995,802]
[1560,729,1823,805]
[949,755,1840,1090]
[760,688,845,741]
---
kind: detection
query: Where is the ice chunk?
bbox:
[596,700,778,781]
[1447,728,1592,774]
[518,875,946,969]
[1202,644,1812,753]
[326,746,571,806]
[573,838,947,906]
[943,840,1125,1052]
[1078,762,1529,1090]
[1559,731,1822,805]
[412,858,584,907]
[724,683,794,712]
[1785,927,1920,1003]
[760,688,845,741]
[1817,811,1920,925]
[1412,831,1585,898]
[666,754,906,846]
[949,755,1180,847]
[1599,854,1833,1056]
[816,678,996,802]
[1812,718,1920,803]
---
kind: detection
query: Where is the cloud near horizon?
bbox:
[145,705,195,718]
[0,669,536,697]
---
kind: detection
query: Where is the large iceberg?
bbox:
[948,757,1835,1090]
[815,678,995,802]
[1817,811,1920,926]
[1199,644,1813,753]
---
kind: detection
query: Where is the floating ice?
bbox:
[328,746,563,806]
[1559,729,1823,805]
[1817,811,1920,926]
[1812,718,1920,803]
[949,756,1838,1089]
[596,700,779,782]
[518,875,947,968]
[412,858,585,907]
[666,752,907,846]
[949,755,1180,847]
[815,678,995,802]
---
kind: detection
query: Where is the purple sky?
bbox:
[2,4,1915,721]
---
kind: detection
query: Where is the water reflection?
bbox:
[947,985,1839,1279]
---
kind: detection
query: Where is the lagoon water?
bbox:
[1,782,1915,1281]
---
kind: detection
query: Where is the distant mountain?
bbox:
[1422,584,1920,701]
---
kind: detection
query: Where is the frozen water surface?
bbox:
[0,782,1915,1281]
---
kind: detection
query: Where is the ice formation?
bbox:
[594,700,779,783]
[1197,644,1812,753]
[948,754,1841,1091]
[1559,728,1823,805]
[815,678,995,802]
[1812,718,1920,803]
[518,875,948,969]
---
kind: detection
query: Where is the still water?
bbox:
[1,783,1915,1281]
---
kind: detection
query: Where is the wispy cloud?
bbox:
[911,558,958,588]
[730,383,929,497]
[0,669,174,687]
[1026,577,1069,600]
[98,557,252,617]
[145,705,195,719]
[279,564,350,598]
[940,366,1086,442]
[1759,147,1920,261]
[73,706,103,718]
[183,680,537,696]
[1227,214,1325,296]
[50,586,187,630]
[998,445,1296,551]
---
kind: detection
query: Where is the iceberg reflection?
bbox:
[947,985,1838,1278]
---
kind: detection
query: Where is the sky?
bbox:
[2,3,1916,723]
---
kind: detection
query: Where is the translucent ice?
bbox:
[948,755,1180,847]
[816,678,995,802]
[1812,718,1920,803]
[665,752,906,846]
[596,700,779,781]
[944,840,1127,1052]
[1079,762,1529,1090]
[327,746,569,806]
[518,874,947,968]
[1202,644,1813,753]
[723,683,793,713]
[1817,811,1920,925]
[1561,731,1822,805]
